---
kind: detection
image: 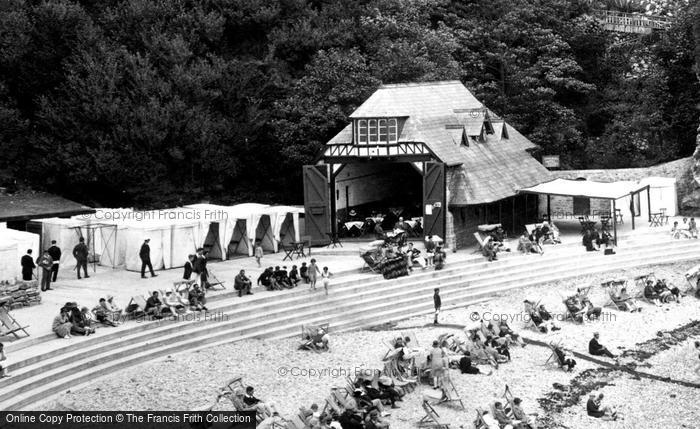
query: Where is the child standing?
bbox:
[321,267,333,295]
[254,242,263,267]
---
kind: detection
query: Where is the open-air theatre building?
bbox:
[302,80,554,249]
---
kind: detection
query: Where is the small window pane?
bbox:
[388,118,398,142]
[378,119,387,143]
[368,119,378,143]
[358,120,367,143]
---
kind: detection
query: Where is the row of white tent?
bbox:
[0,223,41,282]
[0,204,303,279]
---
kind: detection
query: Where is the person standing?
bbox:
[308,258,320,291]
[433,288,441,325]
[47,240,61,282]
[321,267,333,296]
[139,238,157,278]
[20,249,35,281]
[254,242,263,268]
[72,237,89,279]
[37,250,53,291]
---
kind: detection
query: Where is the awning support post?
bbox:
[630,193,635,230]
[546,195,551,222]
[646,185,651,222]
[612,199,618,246]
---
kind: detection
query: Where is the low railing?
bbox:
[593,9,672,30]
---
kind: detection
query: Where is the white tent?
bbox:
[262,206,303,252]
[34,218,88,266]
[121,210,209,272]
[639,177,677,217]
[0,223,40,281]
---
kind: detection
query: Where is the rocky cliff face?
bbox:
[681,5,700,214]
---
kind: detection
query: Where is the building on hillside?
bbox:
[302,80,552,249]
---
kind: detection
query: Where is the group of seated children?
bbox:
[671,218,698,239]
[564,289,602,323]
[93,295,123,326]
[143,284,208,319]
[52,301,97,338]
[582,228,613,252]
[257,265,303,291]
[523,300,561,333]
[478,397,538,429]
[643,278,681,304]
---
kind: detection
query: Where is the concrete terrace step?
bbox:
[4,236,698,373]
[6,233,694,371]
[3,234,697,408]
[4,243,700,410]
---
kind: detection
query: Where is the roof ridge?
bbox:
[378,80,463,89]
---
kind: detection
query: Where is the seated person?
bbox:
[188,284,208,311]
[257,267,277,290]
[364,409,389,429]
[363,379,399,409]
[512,397,538,429]
[459,351,483,374]
[528,230,544,254]
[374,223,386,239]
[497,320,526,347]
[338,408,364,429]
[541,222,561,244]
[582,298,602,320]
[424,236,437,266]
[491,226,507,244]
[613,287,640,312]
[588,332,617,360]
[564,296,586,323]
[486,337,510,362]
[281,266,295,288]
[377,376,404,403]
[482,237,499,262]
[104,295,123,318]
[598,230,613,247]
[671,221,691,239]
[350,387,384,414]
[299,262,310,283]
[0,342,8,377]
[67,302,95,335]
[228,387,272,417]
[586,393,617,420]
[644,280,662,303]
[479,410,502,429]
[517,233,537,254]
[243,386,276,416]
[52,307,73,339]
[234,269,253,297]
[582,229,598,252]
[689,217,698,238]
[94,298,120,326]
[552,343,576,371]
[257,411,285,429]
[289,265,301,286]
[163,290,189,315]
[493,401,519,429]
[144,291,163,318]
[654,279,679,303]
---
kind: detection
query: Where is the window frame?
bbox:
[357,120,368,144]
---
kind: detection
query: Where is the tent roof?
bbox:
[0,190,94,222]
[518,178,649,200]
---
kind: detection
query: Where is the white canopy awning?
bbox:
[518,178,649,200]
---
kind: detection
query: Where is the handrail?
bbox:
[592,9,672,30]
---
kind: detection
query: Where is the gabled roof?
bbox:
[0,190,94,222]
[324,80,551,204]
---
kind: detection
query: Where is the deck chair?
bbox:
[300,323,329,352]
[562,298,585,323]
[360,252,381,273]
[473,232,487,253]
[600,279,629,310]
[418,400,450,428]
[575,286,592,300]
[473,408,488,429]
[223,376,244,392]
[524,224,536,236]
[125,295,148,319]
[684,264,700,296]
[0,306,29,339]
[322,393,344,417]
[205,268,226,290]
[288,415,309,429]
[173,279,195,294]
[633,273,658,303]
[436,376,464,409]
[402,330,419,348]
[542,342,567,371]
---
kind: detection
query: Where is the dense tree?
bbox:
[0,0,697,207]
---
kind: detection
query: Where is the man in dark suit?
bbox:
[72,237,89,279]
[144,291,162,318]
[433,288,441,325]
[36,250,53,291]
[20,249,35,281]
[47,240,61,282]
[139,239,157,278]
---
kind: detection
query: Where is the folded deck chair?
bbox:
[125,295,148,319]
[0,306,30,339]
[418,400,450,428]
[300,323,329,352]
